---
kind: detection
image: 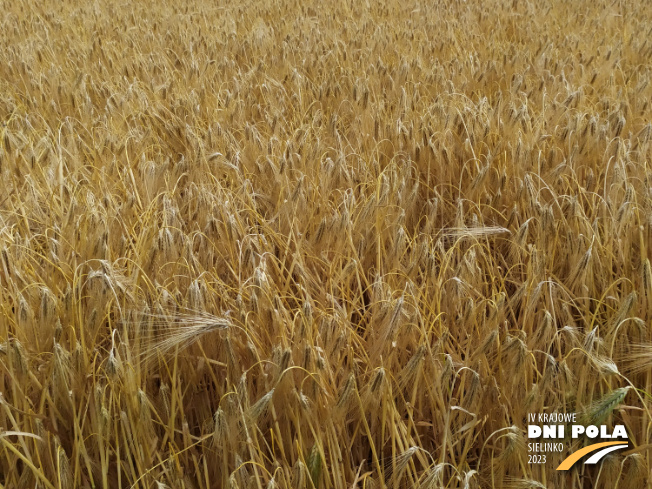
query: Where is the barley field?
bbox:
[1,0,651,487]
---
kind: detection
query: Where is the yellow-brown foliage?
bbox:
[0,0,651,487]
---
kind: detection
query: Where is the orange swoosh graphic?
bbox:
[557,441,627,470]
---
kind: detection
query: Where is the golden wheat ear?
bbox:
[130,308,233,366]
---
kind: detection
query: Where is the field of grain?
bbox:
[1,0,652,487]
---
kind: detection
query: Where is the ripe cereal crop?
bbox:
[0,0,652,487]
